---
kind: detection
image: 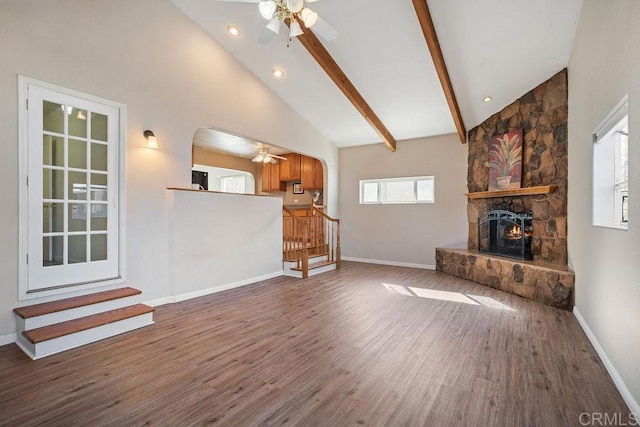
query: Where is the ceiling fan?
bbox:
[218,0,338,45]
[252,148,287,164]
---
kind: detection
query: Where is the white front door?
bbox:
[25,82,121,292]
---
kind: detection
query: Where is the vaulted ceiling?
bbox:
[171,0,583,150]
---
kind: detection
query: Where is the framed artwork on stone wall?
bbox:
[488,128,523,191]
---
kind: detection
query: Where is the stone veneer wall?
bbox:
[467,69,568,265]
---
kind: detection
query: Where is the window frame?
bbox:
[592,94,628,230]
[359,176,435,205]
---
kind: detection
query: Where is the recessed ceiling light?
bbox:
[226,25,241,37]
[483,96,493,102]
[272,68,286,79]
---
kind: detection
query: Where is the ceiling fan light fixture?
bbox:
[252,154,264,163]
[289,19,304,38]
[259,0,277,20]
[300,8,318,28]
[266,17,281,34]
[286,0,304,14]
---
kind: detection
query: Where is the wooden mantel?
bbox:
[466,185,557,199]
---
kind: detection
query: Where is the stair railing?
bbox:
[283,207,310,277]
[310,206,341,269]
[283,206,341,278]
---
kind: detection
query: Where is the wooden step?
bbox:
[13,287,141,319]
[290,260,336,272]
[22,304,154,344]
[283,246,328,260]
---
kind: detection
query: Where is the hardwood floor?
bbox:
[0,262,629,426]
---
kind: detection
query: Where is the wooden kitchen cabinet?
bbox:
[262,162,286,192]
[301,156,323,190]
[279,153,301,181]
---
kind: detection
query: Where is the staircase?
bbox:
[283,206,341,278]
[13,287,154,359]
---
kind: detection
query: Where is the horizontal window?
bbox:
[359,176,435,205]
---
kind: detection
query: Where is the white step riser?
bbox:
[17,295,140,332]
[16,313,154,360]
[283,255,329,270]
[307,263,337,277]
[283,261,337,278]
[283,269,304,278]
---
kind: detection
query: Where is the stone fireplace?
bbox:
[436,69,575,310]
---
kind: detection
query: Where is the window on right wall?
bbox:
[593,95,628,229]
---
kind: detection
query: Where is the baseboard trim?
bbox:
[342,257,435,270]
[0,333,17,346]
[145,271,284,307]
[574,307,640,415]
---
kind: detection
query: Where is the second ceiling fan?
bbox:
[252,148,287,164]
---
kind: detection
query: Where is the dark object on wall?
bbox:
[293,183,304,194]
[192,170,208,190]
[478,210,533,260]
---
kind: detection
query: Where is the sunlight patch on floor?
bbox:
[409,287,479,305]
[382,283,515,311]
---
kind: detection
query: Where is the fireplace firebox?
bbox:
[478,210,533,260]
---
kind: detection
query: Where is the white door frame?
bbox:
[18,76,127,301]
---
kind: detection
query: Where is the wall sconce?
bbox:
[143,130,158,149]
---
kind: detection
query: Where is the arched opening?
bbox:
[191,127,324,207]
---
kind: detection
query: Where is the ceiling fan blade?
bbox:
[258,26,277,45]
[311,17,338,41]
[271,154,288,160]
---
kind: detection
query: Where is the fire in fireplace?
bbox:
[478,210,533,260]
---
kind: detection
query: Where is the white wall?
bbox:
[0,0,338,337]
[164,190,282,303]
[568,0,640,410]
[338,135,468,268]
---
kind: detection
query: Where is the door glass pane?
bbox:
[91,112,108,141]
[69,203,87,232]
[43,135,64,166]
[91,173,108,200]
[43,202,63,233]
[43,101,64,134]
[43,169,64,200]
[43,236,63,267]
[68,107,87,138]
[68,235,87,264]
[91,143,108,171]
[90,204,107,231]
[69,139,87,169]
[91,234,107,261]
[69,171,87,200]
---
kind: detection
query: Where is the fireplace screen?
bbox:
[478,210,533,260]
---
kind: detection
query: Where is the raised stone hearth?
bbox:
[436,248,574,310]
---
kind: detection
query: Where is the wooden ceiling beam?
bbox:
[412,0,467,144]
[295,27,397,152]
